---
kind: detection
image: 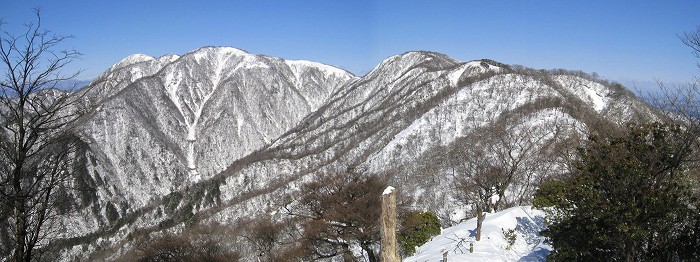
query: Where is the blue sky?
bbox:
[2,1,699,91]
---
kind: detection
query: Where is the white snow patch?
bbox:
[216,46,248,56]
[554,75,610,112]
[382,186,396,196]
[447,64,470,86]
[584,85,606,111]
[490,194,501,206]
[128,67,144,82]
[231,55,270,71]
[192,51,206,61]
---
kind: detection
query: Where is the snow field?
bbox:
[405,206,551,262]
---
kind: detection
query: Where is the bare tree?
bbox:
[454,118,556,212]
[131,231,242,262]
[640,26,700,179]
[648,26,700,183]
[243,216,286,262]
[681,26,700,62]
[0,9,86,262]
[651,26,700,133]
[284,172,387,262]
[451,113,563,241]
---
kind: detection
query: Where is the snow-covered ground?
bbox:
[405,206,551,262]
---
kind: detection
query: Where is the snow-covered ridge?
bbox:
[364,51,459,78]
[109,53,155,71]
[447,60,503,86]
[287,59,355,79]
[158,54,180,64]
[191,46,249,58]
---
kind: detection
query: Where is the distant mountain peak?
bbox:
[158,53,180,64]
[365,50,461,78]
[109,53,155,71]
[286,59,355,78]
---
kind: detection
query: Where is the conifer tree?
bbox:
[535,123,700,261]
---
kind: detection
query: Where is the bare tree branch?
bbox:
[680,26,700,61]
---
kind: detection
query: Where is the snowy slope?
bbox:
[406,206,551,262]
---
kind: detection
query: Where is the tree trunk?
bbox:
[476,205,485,241]
[12,165,28,262]
[13,204,27,262]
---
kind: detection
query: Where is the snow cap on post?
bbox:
[383,186,396,196]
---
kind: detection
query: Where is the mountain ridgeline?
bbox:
[42,47,656,260]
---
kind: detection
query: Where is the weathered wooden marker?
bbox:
[380,186,399,262]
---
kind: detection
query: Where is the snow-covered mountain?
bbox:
[46,47,658,260]
[73,47,354,208]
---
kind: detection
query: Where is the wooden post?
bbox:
[380,186,399,262]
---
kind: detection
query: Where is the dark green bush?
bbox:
[398,211,441,257]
